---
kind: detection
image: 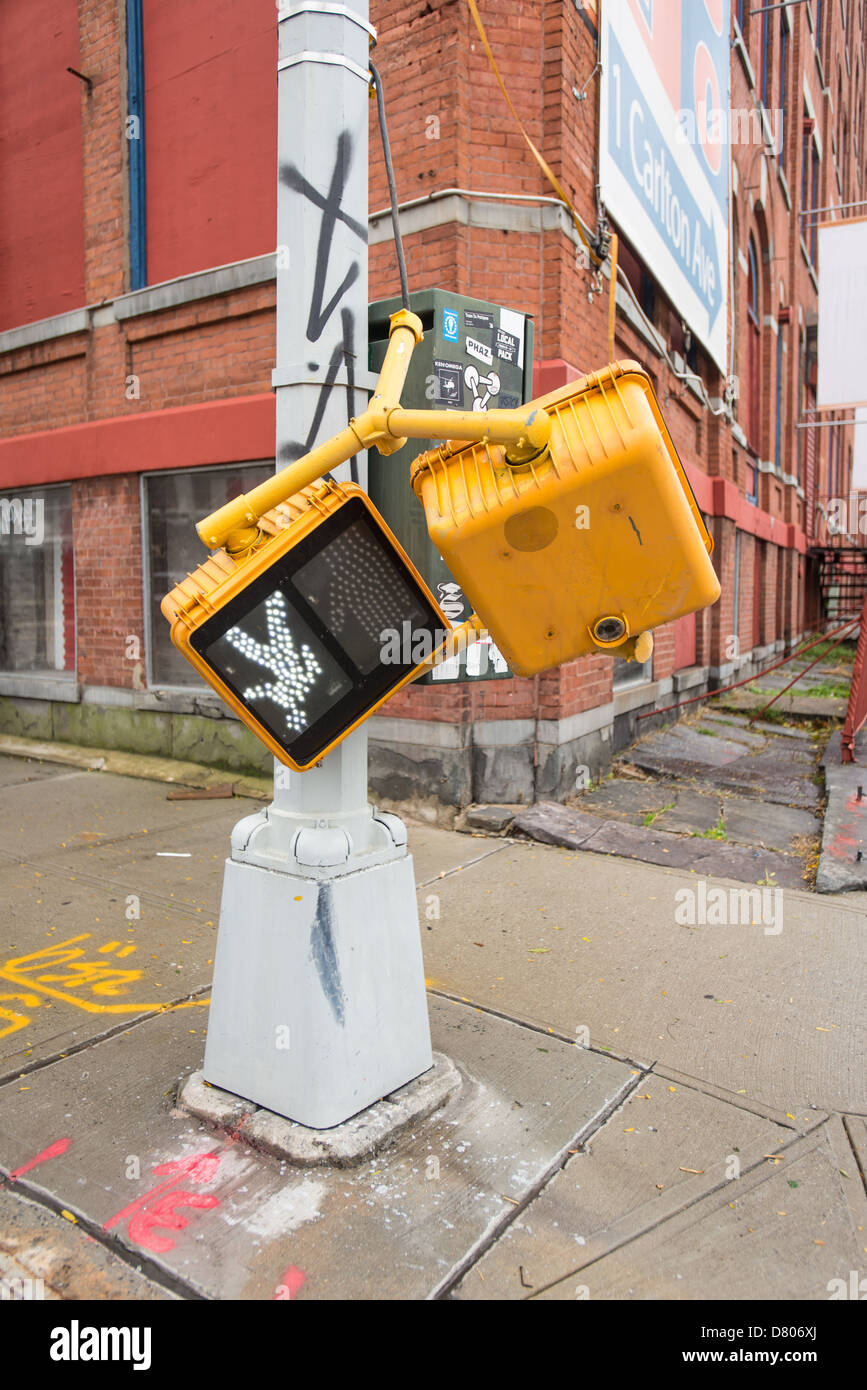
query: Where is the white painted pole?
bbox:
[201,1,433,1128]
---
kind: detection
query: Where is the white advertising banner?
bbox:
[817,218,867,409]
[853,409,867,488]
[599,0,730,372]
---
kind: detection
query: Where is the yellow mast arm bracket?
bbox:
[197,308,552,554]
[410,614,487,680]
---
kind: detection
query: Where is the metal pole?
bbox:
[201,0,433,1128]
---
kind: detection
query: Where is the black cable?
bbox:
[369,59,410,310]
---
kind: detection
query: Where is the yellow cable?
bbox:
[465,0,603,267]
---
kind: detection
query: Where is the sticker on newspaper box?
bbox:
[465,335,493,366]
[433,359,463,407]
[464,309,495,333]
[495,328,519,363]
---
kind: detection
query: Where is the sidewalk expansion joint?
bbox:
[432,1067,647,1300]
[524,1119,832,1300]
[415,839,516,889]
[425,986,653,1072]
[0,986,211,1089]
[650,1063,830,1133]
[841,1115,867,1201]
[0,1175,204,1301]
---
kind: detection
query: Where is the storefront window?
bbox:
[144,463,273,686]
[613,653,653,689]
[0,485,75,675]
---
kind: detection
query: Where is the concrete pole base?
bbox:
[179,1052,461,1168]
[201,853,434,1129]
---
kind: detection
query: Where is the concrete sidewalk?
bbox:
[0,754,864,1300]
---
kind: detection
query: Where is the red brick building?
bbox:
[0,0,863,805]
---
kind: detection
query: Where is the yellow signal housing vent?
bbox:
[410,361,720,678]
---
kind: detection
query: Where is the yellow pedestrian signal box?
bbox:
[164,312,721,771]
[161,482,451,771]
[410,361,720,677]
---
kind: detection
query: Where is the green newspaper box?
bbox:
[368,288,534,682]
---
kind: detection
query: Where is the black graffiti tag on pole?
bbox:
[279,130,367,477]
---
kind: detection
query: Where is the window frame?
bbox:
[761,8,772,110]
[732,530,742,652]
[810,144,820,262]
[746,235,762,453]
[796,326,805,485]
[0,481,76,679]
[778,14,789,166]
[775,323,785,477]
[613,652,653,691]
[141,460,275,691]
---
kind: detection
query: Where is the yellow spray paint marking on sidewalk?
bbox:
[0,992,43,1040]
[0,934,209,1039]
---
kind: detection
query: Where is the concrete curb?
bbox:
[512,800,809,887]
[0,732,273,801]
[816,733,867,892]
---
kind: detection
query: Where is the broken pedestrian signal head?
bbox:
[409,361,721,677]
[162,482,451,771]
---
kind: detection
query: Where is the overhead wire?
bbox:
[369,58,411,310]
[372,2,731,420]
[466,0,731,419]
[465,0,605,266]
[614,267,730,416]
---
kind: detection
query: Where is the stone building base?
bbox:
[0,640,805,808]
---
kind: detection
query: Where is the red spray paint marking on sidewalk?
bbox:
[104,1151,221,1254]
[8,1137,71,1180]
[274,1266,307,1300]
